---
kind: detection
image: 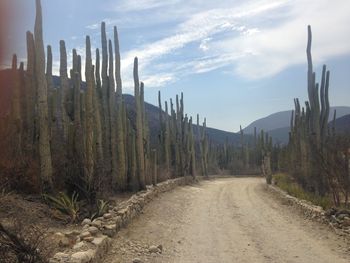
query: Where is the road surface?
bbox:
[104,177,350,263]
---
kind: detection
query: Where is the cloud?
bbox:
[212,0,350,79]
[111,0,182,12]
[83,0,350,90]
[117,0,288,90]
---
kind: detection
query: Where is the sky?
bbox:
[3,0,350,132]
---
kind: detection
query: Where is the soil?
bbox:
[103,177,350,263]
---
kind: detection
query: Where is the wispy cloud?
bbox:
[82,0,350,90]
[110,0,182,12]
[117,0,287,90]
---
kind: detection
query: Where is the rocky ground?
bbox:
[103,177,350,263]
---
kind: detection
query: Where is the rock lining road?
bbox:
[104,177,350,263]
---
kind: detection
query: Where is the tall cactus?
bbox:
[85,36,94,187]
[164,100,171,175]
[25,31,36,148]
[108,39,118,188]
[11,54,22,156]
[34,0,53,193]
[59,40,70,140]
[114,26,127,190]
[100,22,111,176]
[134,57,145,189]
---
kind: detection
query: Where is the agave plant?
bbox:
[90,199,109,220]
[43,192,80,223]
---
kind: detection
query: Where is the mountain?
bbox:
[243,107,350,135]
[332,114,350,134]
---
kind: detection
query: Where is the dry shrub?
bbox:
[0,220,50,263]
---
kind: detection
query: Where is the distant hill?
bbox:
[243,107,350,145]
[260,113,350,145]
[332,114,350,134]
[243,107,350,135]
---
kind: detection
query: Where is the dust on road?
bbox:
[104,177,350,263]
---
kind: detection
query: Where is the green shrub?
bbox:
[43,192,80,222]
[273,173,332,209]
[90,199,109,220]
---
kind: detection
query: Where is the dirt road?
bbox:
[104,177,350,263]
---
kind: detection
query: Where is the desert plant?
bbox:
[43,191,80,222]
[0,221,48,263]
[90,199,109,220]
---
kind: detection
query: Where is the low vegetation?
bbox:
[273,173,332,209]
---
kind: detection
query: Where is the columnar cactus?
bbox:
[25,31,36,147]
[134,57,146,189]
[164,101,170,175]
[114,26,127,190]
[11,54,22,155]
[108,39,118,187]
[101,22,111,175]
[34,0,53,193]
[59,40,70,140]
[85,35,94,187]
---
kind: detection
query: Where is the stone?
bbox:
[88,226,99,235]
[73,241,85,250]
[50,252,70,261]
[53,232,70,247]
[337,214,348,220]
[103,213,112,219]
[92,235,110,246]
[71,250,94,263]
[117,208,128,216]
[102,224,116,237]
[132,258,142,263]
[149,245,159,253]
[64,230,80,238]
[157,244,163,252]
[91,219,102,228]
[80,231,91,239]
[342,217,350,227]
[83,236,94,242]
[81,218,92,226]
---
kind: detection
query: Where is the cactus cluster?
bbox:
[1,0,218,196]
[157,92,199,178]
[279,26,350,206]
[287,26,331,195]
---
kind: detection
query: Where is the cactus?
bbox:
[134,57,146,189]
[85,36,94,187]
[128,120,138,191]
[59,40,70,140]
[164,101,170,175]
[24,31,37,149]
[152,149,157,186]
[100,22,111,176]
[108,39,118,188]
[34,0,53,193]
[46,45,55,133]
[91,64,104,188]
[114,26,127,190]
[11,54,22,156]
